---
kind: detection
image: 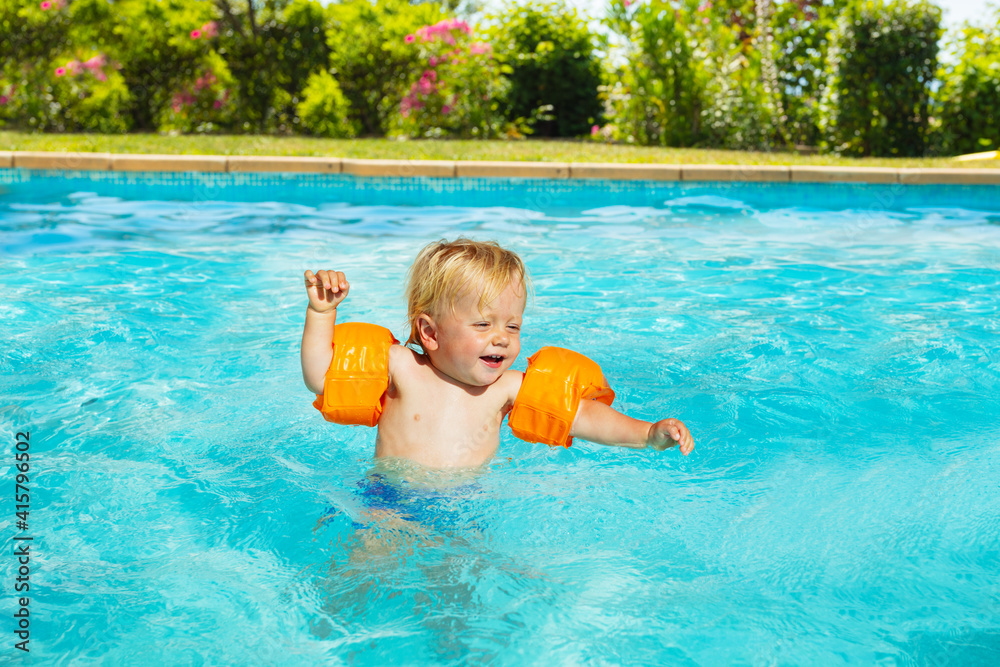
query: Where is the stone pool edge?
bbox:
[1,150,999,185]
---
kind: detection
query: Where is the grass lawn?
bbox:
[2,130,998,168]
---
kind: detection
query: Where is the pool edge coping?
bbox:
[2,151,999,185]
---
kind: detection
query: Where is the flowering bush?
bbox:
[155,53,237,133]
[3,51,131,132]
[327,0,444,135]
[69,0,217,131]
[393,18,512,139]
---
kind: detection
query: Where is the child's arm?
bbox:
[300,269,350,394]
[570,400,694,455]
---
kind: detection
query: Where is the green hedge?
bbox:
[819,0,942,157]
[1,0,994,156]
[490,1,603,138]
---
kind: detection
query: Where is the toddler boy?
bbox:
[301,238,693,468]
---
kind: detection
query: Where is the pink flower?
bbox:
[405,34,415,43]
[697,1,712,11]
[83,55,106,69]
[442,105,451,114]
[0,95,8,105]
[54,67,67,77]
[202,22,218,38]
[469,42,492,55]
[213,100,222,109]
[190,29,202,40]
[448,19,472,35]
[429,56,438,67]
[40,1,51,9]
[702,17,709,24]
[623,0,633,6]
[194,72,216,91]
[93,70,107,82]
[591,124,599,136]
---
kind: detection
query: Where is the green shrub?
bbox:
[296,69,357,138]
[490,1,603,137]
[327,0,443,136]
[932,9,1000,155]
[605,0,703,147]
[392,18,513,139]
[819,0,942,157]
[697,0,783,150]
[606,0,781,150]
[771,0,845,147]
[280,0,332,130]
[214,0,330,133]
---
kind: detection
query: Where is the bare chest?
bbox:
[376,365,510,467]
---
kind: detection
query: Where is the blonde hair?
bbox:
[405,238,529,347]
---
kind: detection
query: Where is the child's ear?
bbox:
[416,314,440,352]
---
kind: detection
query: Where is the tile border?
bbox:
[898,168,1000,185]
[12,151,112,170]
[0,151,998,185]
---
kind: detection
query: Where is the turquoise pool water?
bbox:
[1,171,999,664]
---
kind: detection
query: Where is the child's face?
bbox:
[420,279,525,387]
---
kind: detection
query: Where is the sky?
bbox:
[480,0,999,30]
[933,0,998,27]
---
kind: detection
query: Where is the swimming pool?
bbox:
[2,170,999,664]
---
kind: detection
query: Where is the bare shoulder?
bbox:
[387,344,422,384]
[497,369,524,407]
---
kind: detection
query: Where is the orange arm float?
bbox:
[508,347,615,448]
[312,322,397,426]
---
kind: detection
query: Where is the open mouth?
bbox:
[480,355,505,369]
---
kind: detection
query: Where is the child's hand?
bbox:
[647,418,694,456]
[304,269,349,313]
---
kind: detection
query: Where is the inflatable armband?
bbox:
[312,322,397,426]
[508,347,615,448]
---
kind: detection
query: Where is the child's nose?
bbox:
[492,328,509,346]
